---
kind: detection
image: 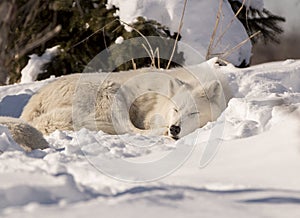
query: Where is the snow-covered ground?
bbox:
[0,59,300,218]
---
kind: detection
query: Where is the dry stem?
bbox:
[166,0,188,69]
[221,30,261,59]
[206,0,223,60]
[213,0,246,50]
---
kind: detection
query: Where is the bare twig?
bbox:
[19,0,44,48]
[22,0,36,28]
[166,0,188,69]
[111,24,123,33]
[71,20,118,49]
[14,25,62,59]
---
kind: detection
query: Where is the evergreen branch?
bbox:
[228,0,285,44]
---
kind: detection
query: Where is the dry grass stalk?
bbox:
[166,0,188,69]
[206,0,223,60]
[221,30,261,59]
[154,47,161,69]
[142,43,156,67]
[207,0,261,65]
[131,58,137,70]
[213,0,246,50]
[117,19,157,68]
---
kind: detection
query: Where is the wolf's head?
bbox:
[165,80,225,139]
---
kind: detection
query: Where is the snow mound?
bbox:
[20,46,60,84]
[107,0,252,66]
[221,59,300,139]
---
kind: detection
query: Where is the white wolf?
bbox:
[21,65,231,139]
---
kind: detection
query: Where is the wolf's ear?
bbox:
[168,78,186,96]
[196,80,221,100]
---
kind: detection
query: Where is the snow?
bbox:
[0,59,300,217]
[107,0,252,66]
[20,46,60,84]
[115,36,124,44]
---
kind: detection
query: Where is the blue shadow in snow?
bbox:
[241,197,300,204]
[0,94,31,118]
[110,185,300,205]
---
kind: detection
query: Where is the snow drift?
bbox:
[0,59,300,218]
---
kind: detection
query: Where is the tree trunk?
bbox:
[0,0,15,85]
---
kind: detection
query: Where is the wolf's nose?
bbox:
[170,125,181,136]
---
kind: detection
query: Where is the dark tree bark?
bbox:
[0,0,16,85]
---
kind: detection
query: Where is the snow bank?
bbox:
[107,0,252,66]
[220,59,300,139]
[0,59,300,217]
[20,46,60,84]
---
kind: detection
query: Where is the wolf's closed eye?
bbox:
[188,112,199,116]
[180,111,200,122]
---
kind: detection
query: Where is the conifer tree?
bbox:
[228,0,285,44]
[3,0,183,83]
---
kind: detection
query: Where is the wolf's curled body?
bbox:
[21,66,231,139]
